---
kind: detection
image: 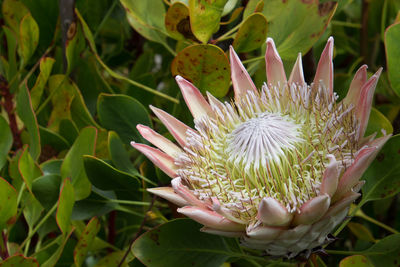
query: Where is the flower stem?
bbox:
[355,210,399,234]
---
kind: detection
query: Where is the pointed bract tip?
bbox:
[175,75,184,82]
[130,141,136,146]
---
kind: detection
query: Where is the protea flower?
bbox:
[131,37,390,257]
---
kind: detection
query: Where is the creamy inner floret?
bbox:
[175,84,359,221]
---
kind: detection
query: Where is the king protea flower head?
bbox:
[131,37,390,257]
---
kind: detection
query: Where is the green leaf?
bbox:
[32,174,61,210]
[357,234,400,266]
[2,0,29,34]
[2,26,18,83]
[23,194,43,230]
[132,219,240,267]
[39,126,70,152]
[108,131,138,175]
[361,135,400,203]
[339,255,374,267]
[30,57,55,110]
[74,217,101,267]
[188,0,228,43]
[17,85,41,161]
[18,145,42,193]
[97,94,151,144]
[364,108,393,138]
[0,177,17,229]
[83,155,140,195]
[61,127,97,200]
[165,2,193,41]
[120,0,168,45]
[256,0,337,60]
[0,116,13,170]
[385,22,400,97]
[347,222,376,243]
[47,75,99,131]
[232,13,268,52]
[18,12,39,66]
[56,179,75,234]
[0,254,39,267]
[171,44,230,97]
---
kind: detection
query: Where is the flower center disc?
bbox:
[226,112,303,172]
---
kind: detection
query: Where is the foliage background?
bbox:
[0,0,400,266]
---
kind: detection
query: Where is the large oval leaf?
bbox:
[97,94,151,144]
[232,13,268,53]
[385,22,400,97]
[188,0,228,43]
[0,177,17,229]
[132,219,240,267]
[171,44,230,97]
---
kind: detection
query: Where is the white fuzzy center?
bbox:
[226,112,303,172]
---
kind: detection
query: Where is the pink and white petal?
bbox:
[246,224,282,240]
[175,76,214,120]
[288,53,305,86]
[147,187,189,207]
[131,142,177,178]
[313,37,334,96]
[364,133,391,150]
[206,92,225,111]
[320,155,340,197]
[292,194,331,225]
[150,105,195,147]
[356,68,382,139]
[257,197,293,226]
[265,38,287,86]
[137,124,182,157]
[171,177,210,209]
[177,206,245,231]
[334,146,377,201]
[201,227,245,237]
[343,65,368,107]
[274,224,311,247]
[324,192,360,218]
[229,46,257,100]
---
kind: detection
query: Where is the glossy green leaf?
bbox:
[254,0,337,60]
[83,155,140,194]
[232,13,267,52]
[132,219,239,267]
[0,177,18,229]
[2,26,18,83]
[74,217,101,267]
[41,159,63,175]
[0,116,13,170]
[171,44,230,97]
[165,2,193,41]
[357,234,400,266]
[347,222,376,243]
[385,22,400,97]
[188,0,228,43]
[0,254,39,267]
[108,131,138,175]
[56,178,75,234]
[97,94,151,144]
[47,75,99,131]
[362,135,400,202]
[32,174,61,210]
[61,127,97,200]
[59,119,79,145]
[120,0,168,45]
[18,145,42,192]
[2,0,29,34]
[39,126,70,152]
[365,108,393,138]
[339,255,374,267]
[16,85,41,161]
[18,12,39,65]
[30,57,55,110]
